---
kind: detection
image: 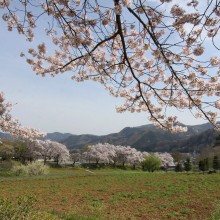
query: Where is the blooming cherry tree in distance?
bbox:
[80,143,175,169]
[1,1,220,132]
[85,143,110,164]
[70,149,81,166]
[154,152,175,167]
[47,140,70,164]
[21,139,69,163]
[127,147,145,169]
[28,140,52,163]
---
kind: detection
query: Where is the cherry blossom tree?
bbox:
[154,152,175,167]
[115,145,133,167]
[70,149,81,166]
[105,143,118,165]
[79,143,175,169]
[84,143,111,164]
[0,91,45,140]
[46,140,70,164]
[83,143,145,168]
[127,147,145,169]
[28,140,53,164]
[13,139,69,164]
[1,1,220,132]
[0,91,60,165]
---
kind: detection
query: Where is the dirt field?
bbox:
[1,168,220,219]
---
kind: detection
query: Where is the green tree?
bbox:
[184,158,192,172]
[204,158,210,171]
[175,162,183,172]
[171,152,183,164]
[142,155,161,172]
[0,142,14,161]
[213,156,219,170]
[199,160,205,172]
[14,141,30,164]
[199,158,210,172]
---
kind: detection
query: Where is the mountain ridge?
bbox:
[52,122,218,152]
[1,122,218,153]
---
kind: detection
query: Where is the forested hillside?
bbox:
[1,123,218,153]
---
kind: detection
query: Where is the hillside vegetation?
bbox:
[49,123,218,153]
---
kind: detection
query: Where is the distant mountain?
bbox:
[0,132,72,143]
[43,132,72,142]
[1,123,219,153]
[59,123,219,153]
[0,132,12,140]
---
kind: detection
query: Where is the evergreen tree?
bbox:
[175,162,183,172]
[204,158,210,171]
[213,156,219,170]
[184,158,192,172]
[199,160,205,172]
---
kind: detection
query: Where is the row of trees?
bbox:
[71,143,175,169]
[2,139,219,172]
[174,156,220,172]
[175,158,193,172]
[198,156,220,172]
[0,139,69,165]
[0,140,175,171]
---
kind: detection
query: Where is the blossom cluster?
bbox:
[0,90,45,140]
[0,1,220,131]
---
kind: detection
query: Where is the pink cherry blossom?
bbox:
[0,1,220,132]
[0,90,45,140]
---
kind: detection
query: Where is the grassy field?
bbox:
[0,168,220,220]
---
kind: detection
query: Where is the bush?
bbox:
[11,161,49,176]
[11,163,27,176]
[142,155,161,172]
[0,160,13,170]
[26,161,49,176]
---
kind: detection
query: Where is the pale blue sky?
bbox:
[0,21,152,135]
[0,4,208,135]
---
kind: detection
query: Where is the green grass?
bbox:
[0,168,220,219]
[211,203,220,220]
